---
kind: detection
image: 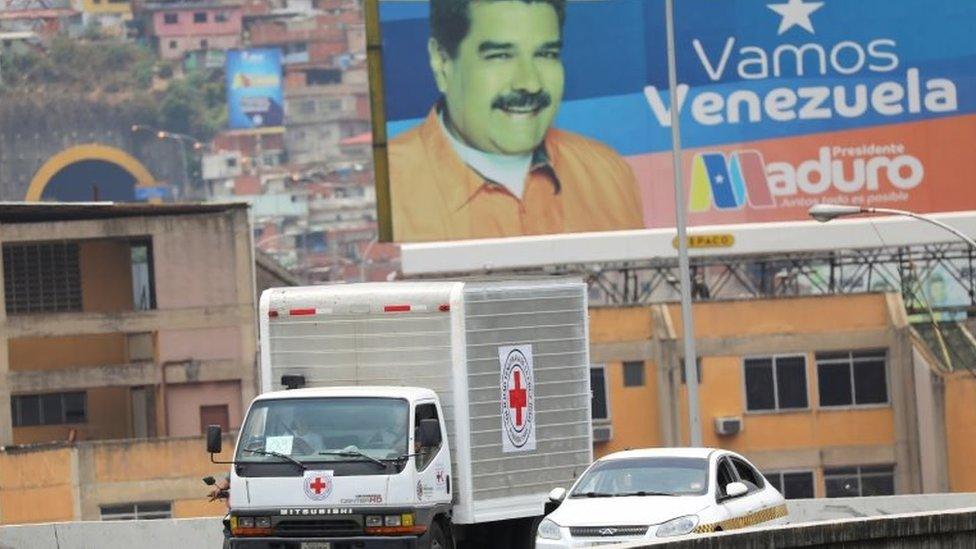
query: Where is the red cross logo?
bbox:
[309,477,327,494]
[508,370,528,427]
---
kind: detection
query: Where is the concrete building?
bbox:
[589,293,975,499]
[0,434,234,523]
[0,202,258,448]
[73,0,132,38]
[139,1,242,61]
[283,84,370,166]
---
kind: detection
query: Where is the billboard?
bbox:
[226,48,284,130]
[369,0,976,243]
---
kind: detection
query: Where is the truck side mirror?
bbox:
[418,418,441,447]
[207,425,223,454]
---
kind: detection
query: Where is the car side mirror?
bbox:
[725,481,748,498]
[418,418,441,447]
[206,425,223,454]
[548,487,567,503]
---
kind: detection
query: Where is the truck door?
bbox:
[414,401,451,505]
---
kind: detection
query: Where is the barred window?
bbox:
[816,350,888,407]
[100,502,172,520]
[3,242,82,314]
[764,470,815,499]
[11,392,86,426]
[824,465,895,498]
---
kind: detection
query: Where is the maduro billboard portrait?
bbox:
[371,0,976,243]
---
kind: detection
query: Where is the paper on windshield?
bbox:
[266,435,294,454]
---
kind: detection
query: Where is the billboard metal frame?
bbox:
[400,212,976,276]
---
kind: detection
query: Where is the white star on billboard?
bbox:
[767,0,824,35]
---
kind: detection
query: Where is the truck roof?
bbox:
[253,385,439,402]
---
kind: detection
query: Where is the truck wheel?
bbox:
[428,520,454,549]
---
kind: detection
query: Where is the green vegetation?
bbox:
[0,36,226,141]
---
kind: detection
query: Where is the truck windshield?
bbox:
[236,397,409,463]
[570,457,709,497]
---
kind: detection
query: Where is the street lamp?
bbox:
[131,125,205,200]
[808,204,976,250]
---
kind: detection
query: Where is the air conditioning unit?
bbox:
[592,425,613,443]
[714,416,742,436]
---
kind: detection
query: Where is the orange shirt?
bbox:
[389,108,644,242]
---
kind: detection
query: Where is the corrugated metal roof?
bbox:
[0,201,249,223]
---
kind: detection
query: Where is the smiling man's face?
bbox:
[430,1,564,155]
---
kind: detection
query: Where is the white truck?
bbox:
[206,279,594,548]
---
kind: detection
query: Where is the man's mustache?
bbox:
[491,90,552,111]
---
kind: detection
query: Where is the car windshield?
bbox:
[570,457,709,497]
[235,397,409,463]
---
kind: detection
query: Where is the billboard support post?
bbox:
[665,0,702,447]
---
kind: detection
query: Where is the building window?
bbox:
[169,40,177,49]
[623,361,645,387]
[744,355,808,412]
[3,242,82,314]
[215,11,228,22]
[193,12,207,23]
[163,13,178,24]
[590,366,609,421]
[130,241,155,311]
[824,465,895,498]
[200,405,229,434]
[100,502,172,520]
[764,471,815,499]
[11,392,86,427]
[816,350,888,407]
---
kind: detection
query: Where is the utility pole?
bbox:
[665,0,702,446]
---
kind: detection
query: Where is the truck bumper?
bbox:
[229,536,421,549]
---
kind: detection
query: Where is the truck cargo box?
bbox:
[259,278,593,524]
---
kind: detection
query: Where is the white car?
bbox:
[536,448,789,547]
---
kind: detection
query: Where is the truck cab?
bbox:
[213,385,453,548]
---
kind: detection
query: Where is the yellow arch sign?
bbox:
[26,144,157,201]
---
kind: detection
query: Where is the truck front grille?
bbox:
[570,525,648,538]
[274,519,362,537]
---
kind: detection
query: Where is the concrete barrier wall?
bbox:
[635,507,976,548]
[0,518,224,549]
[787,493,976,523]
[3,495,976,549]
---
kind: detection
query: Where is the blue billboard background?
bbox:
[226,48,285,130]
[379,0,976,155]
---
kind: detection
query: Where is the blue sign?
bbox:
[134,185,174,201]
[226,48,284,129]
[375,0,976,237]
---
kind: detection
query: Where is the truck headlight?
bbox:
[537,518,562,540]
[365,515,383,527]
[656,515,699,537]
[384,515,402,527]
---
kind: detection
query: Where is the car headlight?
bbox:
[537,518,562,540]
[656,515,699,537]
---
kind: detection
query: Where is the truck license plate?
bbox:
[301,543,331,549]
